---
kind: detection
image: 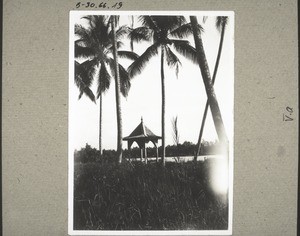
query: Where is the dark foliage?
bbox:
[74,141,224,163]
[74,144,118,164]
[73,160,228,230]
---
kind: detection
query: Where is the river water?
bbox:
[127,155,224,163]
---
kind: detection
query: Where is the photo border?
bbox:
[68,10,234,235]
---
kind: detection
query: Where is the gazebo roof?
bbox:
[123,118,161,141]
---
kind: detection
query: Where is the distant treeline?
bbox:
[74,141,224,163]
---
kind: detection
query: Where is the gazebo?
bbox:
[123,118,161,163]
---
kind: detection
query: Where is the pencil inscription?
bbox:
[283,106,293,121]
[75,1,123,9]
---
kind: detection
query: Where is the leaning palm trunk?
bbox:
[194,18,227,160]
[111,16,123,163]
[190,16,228,146]
[99,93,103,156]
[161,47,166,166]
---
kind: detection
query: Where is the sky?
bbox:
[69,11,234,151]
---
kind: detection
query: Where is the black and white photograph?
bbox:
[69,11,234,235]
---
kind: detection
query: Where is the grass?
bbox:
[73,160,228,230]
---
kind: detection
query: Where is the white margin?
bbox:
[68,10,234,236]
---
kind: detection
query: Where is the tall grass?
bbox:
[74,161,228,230]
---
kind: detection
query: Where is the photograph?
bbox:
[68,11,234,235]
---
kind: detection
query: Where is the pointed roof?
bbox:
[123,117,162,141]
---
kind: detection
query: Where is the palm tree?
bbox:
[190,16,228,149]
[74,15,138,157]
[128,16,198,166]
[110,15,123,163]
[194,16,229,160]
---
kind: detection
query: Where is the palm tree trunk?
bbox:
[161,46,166,166]
[111,16,123,163]
[130,16,134,51]
[194,20,226,160]
[99,93,103,156]
[190,16,228,145]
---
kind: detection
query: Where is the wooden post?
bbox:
[156,147,159,163]
[144,147,147,164]
[140,148,143,162]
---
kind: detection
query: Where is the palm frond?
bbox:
[127,43,160,78]
[81,15,96,25]
[129,27,153,43]
[84,15,108,30]
[107,58,131,97]
[106,41,124,53]
[169,23,203,39]
[107,15,120,33]
[97,61,111,97]
[74,61,96,102]
[117,51,139,61]
[119,64,131,97]
[114,15,120,25]
[216,16,228,32]
[138,16,159,31]
[110,25,131,40]
[152,16,186,32]
[81,15,93,21]
[75,43,95,59]
[95,23,110,45]
[171,40,198,64]
[74,60,96,102]
[78,60,98,89]
[75,24,98,49]
[78,86,96,102]
[75,24,92,41]
[75,60,95,88]
[80,16,110,48]
[194,22,204,36]
[74,61,84,88]
[164,45,181,68]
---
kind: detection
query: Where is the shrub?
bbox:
[74,144,118,164]
[74,144,99,163]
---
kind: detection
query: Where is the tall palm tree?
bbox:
[128,16,198,166]
[190,16,228,149]
[110,15,123,163]
[194,16,228,160]
[74,15,138,157]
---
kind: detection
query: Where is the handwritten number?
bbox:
[99,2,107,8]
[76,2,81,8]
[112,2,122,9]
[76,1,122,9]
